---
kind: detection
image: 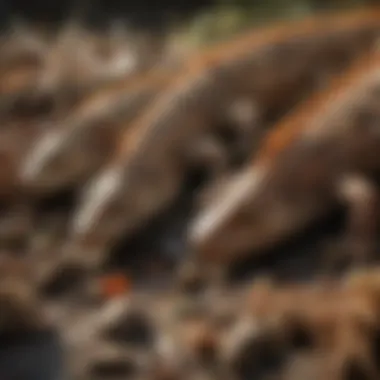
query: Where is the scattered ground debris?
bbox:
[2,4,380,379]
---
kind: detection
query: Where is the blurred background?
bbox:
[2,0,380,36]
[1,1,380,379]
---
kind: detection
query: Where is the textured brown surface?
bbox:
[2,7,380,379]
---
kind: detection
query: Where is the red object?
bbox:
[100,273,131,298]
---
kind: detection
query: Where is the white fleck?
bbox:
[21,130,66,181]
[155,335,176,358]
[227,98,260,129]
[221,316,260,361]
[107,52,138,76]
[72,166,124,236]
[189,166,266,244]
[336,175,376,203]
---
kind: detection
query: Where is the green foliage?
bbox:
[171,0,378,49]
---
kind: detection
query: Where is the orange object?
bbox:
[100,273,131,298]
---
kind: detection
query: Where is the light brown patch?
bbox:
[255,51,380,166]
